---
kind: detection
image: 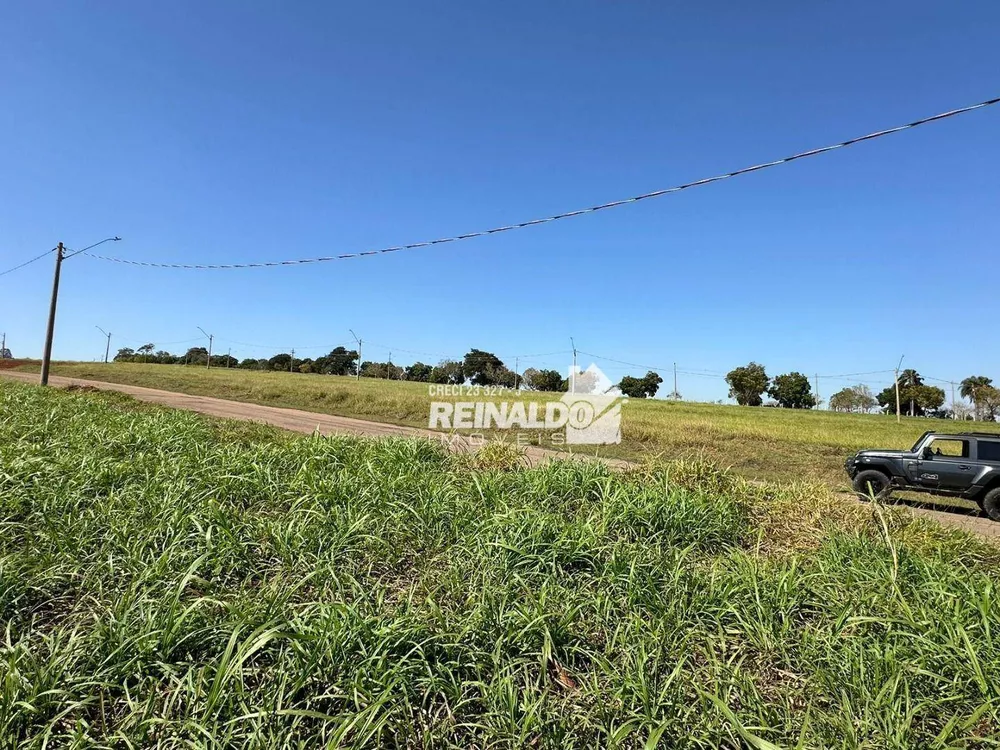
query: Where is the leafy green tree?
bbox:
[767,372,817,409]
[137,343,155,362]
[876,370,938,416]
[916,385,946,413]
[960,376,993,420]
[315,347,359,376]
[829,384,877,413]
[726,362,769,406]
[898,369,924,416]
[405,362,433,382]
[360,361,388,378]
[976,385,1000,421]
[210,354,238,368]
[268,353,292,372]
[462,349,508,386]
[429,360,465,385]
[154,350,177,365]
[359,361,404,379]
[877,380,945,417]
[491,367,516,388]
[238,358,261,369]
[618,371,663,399]
[113,347,136,362]
[522,368,566,392]
[184,347,209,365]
[829,388,853,412]
[876,385,896,414]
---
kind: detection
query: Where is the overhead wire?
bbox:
[74,96,999,271]
[0,246,56,277]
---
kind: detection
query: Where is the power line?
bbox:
[364,341,573,363]
[78,96,999,271]
[215,337,353,352]
[578,350,727,379]
[504,349,574,360]
[0,236,117,281]
[578,350,676,374]
[116,335,206,347]
[818,369,896,379]
[0,246,56,277]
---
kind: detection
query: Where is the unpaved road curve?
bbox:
[2,371,996,540]
[0,371,621,469]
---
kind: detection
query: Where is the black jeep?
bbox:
[845,431,1000,520]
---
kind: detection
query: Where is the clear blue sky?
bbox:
[2,1,997,402]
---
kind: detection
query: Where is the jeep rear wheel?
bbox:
[981,488,1000,521]
[853,470,892,501]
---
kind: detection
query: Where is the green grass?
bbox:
[2,380,999,747]
[28,362,1000,488]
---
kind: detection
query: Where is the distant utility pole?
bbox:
[674,362,678,400]
[38,237,121,387]
[515,356,519,390]
[894,355,904,424]
[386,351,391,380]
[951,381,957,419]
[1,332,6,357]
[96,326,112,363]
[570,337,577,393]
[814,373,820,409]
[197,327,213,369]
[290,348,295,373]
[227,348,231,368]
[350,329,362,380]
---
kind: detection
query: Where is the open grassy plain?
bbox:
[2,379,999,747]
[27,362,1000,487]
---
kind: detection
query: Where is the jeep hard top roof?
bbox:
[918,431,1000,440]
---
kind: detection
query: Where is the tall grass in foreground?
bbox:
[1,381,998,748]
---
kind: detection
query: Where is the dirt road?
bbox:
[0,370,617,468]
[3,370,996,539]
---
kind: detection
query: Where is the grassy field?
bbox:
[27,362,1000,488]
[2,380,999,746]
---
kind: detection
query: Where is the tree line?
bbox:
[113,346,1000,416]
[725,362,1000,420]
[829,370,989,419]
[113,345,667,397]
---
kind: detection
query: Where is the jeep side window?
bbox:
[924,438,969,459]
[979,441,1000,462]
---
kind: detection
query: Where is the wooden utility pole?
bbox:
[39,243,64,386]
[290,348,295,373]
